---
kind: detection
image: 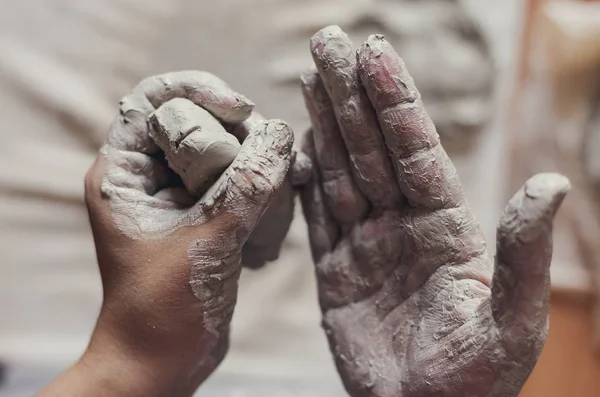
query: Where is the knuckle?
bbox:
[233,168,277,204]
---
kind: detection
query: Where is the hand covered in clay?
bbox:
[301,26,570,397]
[228,113,312,268]
[84,71,294,393]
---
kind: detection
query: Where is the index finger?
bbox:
[135,71,254,123]
[109,71,255,153]
[357,35,464,210]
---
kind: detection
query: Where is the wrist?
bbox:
[75,351,182,397]
[96,289,230,378]
[81,307,225,397]
[37,339,201,397]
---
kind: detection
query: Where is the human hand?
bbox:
[301,26,570,397]
[228,113,312,268]
[75,71,293,396]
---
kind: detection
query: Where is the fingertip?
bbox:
[501,173,570,235]
[300,67,320,99]
[300,69,331,113]
[134,71,255,124]
[259,119,295,157]
[523,172,571,212]
[496,173,570,272]
[309,25,345,53]
[197,119,296,235]
[357,34,418,110]
[300,128,315,155]
[223,91,255,123]
[357,34,388,63]
[309,26,357,99]
[109,93,159,153]
[291,150,313,187]
[205,88,254,124]
[492,174,567,345]
[216,119,293,208]
[300,66,319,85]
[357,34,392,71]
[232,92,255,113]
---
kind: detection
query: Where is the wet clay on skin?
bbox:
[99,71,295,374]
[102,71,257,238]
[301,27,570,397]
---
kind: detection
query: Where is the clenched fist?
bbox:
[301,26,569,397]
[40,71,298,397]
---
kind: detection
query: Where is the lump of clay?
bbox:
[149,97,241,196]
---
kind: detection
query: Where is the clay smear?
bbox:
[149,97,241,196]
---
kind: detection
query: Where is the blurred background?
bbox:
[0,0,598,395]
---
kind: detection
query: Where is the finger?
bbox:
[232,123,310,269]
[195,119,294,245]
[228,111,312,190]
[98,146,182,234]
[310,26,400,209]
[134,71,254,124]
[290,149,313,187]
[149,97,241,196]
[154,187,196,207]
[492,173,570,353]
[227,111,265,142]
[299,129,340,263]
[108,92,159,153]
[102,145,171,195]
[242,180,295,269]
[228,111,312,193]
[109,71,254,153]
[357,35,464,209]
[301,68,368,224]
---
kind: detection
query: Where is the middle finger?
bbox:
[310,25,401,209]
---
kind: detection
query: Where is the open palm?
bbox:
[300,26,569,397]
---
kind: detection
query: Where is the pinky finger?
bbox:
[300,129,340,263]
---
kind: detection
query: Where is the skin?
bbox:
[97,70,307,265]
[373,0,495,142]
[38,71,295,397]
[37,26,566,397]
[229,112,313,268]
[301,26,570,397]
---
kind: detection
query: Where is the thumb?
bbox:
[229,113,312,188]
[492,173,570,354]
[194,119,294,247]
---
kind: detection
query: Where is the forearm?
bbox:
[37,356,170,397]
[38,347,198,397]
[37,313,208,397]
